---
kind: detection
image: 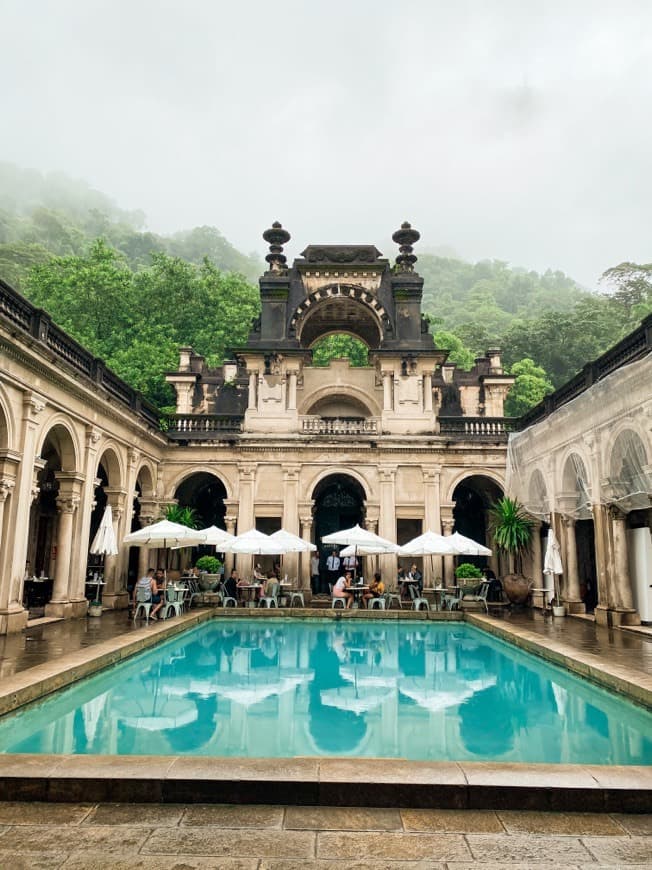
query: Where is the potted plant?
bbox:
[489,496,534,605]
[88,600,103,617]
[455,562,484,593]
[195,555,223,591]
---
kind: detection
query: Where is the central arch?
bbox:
[291,285,389,349]
[312,473,366,593]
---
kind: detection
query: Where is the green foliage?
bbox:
[195,555,222,574]
[489,497,534,569]
[433,330,474,369]
[312,334,369,367]
[455,562,484,579]
[504,358,554,417]
[163,504,199,528]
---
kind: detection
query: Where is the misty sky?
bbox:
[3,0,651,287]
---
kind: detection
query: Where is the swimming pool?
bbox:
[0,619,650,764]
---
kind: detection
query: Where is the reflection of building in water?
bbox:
[0,622,650,763]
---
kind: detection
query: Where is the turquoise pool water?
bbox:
[0,620,650,763]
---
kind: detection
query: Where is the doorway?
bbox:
[313,474,365,588]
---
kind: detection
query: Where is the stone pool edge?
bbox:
[0,753,649,811]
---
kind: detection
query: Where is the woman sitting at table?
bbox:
[134,568,165,621]
[253,563,266,581]
[332,571,354,609]
[363,572,384,607]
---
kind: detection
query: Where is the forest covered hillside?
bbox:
[0,162,649,415]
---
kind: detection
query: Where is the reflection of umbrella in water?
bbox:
[339,665,399,689]
[82,691,109,745]
[214,670,308,708]
[114,696,198,731]
[399,674,496,713]
[320,685,388,715]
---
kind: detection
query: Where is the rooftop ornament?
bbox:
[263,221,291,272]
[392,220,420,272]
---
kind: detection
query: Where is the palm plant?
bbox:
[163,504,199,529]
[489,496,534,574]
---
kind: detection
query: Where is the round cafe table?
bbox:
[348,584,369,608]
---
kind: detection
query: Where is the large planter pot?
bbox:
[502,573,532,606]
[198,573,220,592]
[88,604,103,617]
[552,604,566,617]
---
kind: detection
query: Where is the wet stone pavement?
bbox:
[0,802,650,868]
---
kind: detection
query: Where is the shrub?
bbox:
[195,555,222,574]
[455,562,484,579]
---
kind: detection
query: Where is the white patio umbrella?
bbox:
[225,528,288,555]
[396,530,457,557]
[123,520,207,574]
[89,504,119,557]
[322,524,397,578]
[320,685,388,714]
[448,532,492,557]
[270,528,317,552]
[199,525,236,548]
[543,528,563,604]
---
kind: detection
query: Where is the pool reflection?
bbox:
[0,620,650,764]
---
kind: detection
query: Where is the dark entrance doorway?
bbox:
[576,519,598,612]
[452,475,503,570]
[313,474,365,592]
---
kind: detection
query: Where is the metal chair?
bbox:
[408,584,430,611]
[133,585,153,623]
[329,583,346,609]
[288,588,305,607]
[368,596,385,610]
[218,581,237,608]
[460,580,490,614]
[161,585,184,619]
[183,578,203,609]
[259,581,280,608]
[385,586,403,610]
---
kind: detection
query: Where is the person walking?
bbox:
[310,552,320,594]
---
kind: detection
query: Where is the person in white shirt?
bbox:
[342,553,357,576]
[332,571,353,608]
[326,550,341,594]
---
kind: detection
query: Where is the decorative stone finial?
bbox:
[263,221,291,271]
[392,221,420,272]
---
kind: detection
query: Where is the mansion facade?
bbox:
[0,222,649,634]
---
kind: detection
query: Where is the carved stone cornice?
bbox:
[56,494,80,514]
[0,477,15,502]
[23,390,46,420]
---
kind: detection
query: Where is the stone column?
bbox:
[102,488,127,607]
[382,371,393,411]
[364,505,381,579]
[379,468,397,579]
[236,464,256,575]
[224,512,237,577]
[422,467,442,585]
[562,516,585,613]
[282,465,300,580]
[0,475,16,630]
[137,512,155,579]
[299,513,313,592]
[46,475,83,617]
[247,371,258,410]
[4,393,46,632]
[287,371,298,411]
[441,513,455,587]
[423,372,433,413]
[610,507,639,624]
[530,520,543,587]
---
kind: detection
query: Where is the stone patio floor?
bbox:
[0,801,650,868]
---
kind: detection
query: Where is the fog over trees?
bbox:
[1,162,650,414]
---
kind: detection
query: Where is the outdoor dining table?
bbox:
[348,583,369,608]
[423,586,445,611]
[238,583,263,606]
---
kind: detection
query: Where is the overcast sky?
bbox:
[2,0,651,287]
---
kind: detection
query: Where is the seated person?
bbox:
[483,567,503,602]
[397,566,409,599]
[332,571,354,609]
[134,568,165,620]
[363,572,385,607]
[408,563,423,593]
[154,568,166,592]
[223,568,239,601]
[253,563,266,581]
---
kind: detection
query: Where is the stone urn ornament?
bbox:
[501,573,533,606]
